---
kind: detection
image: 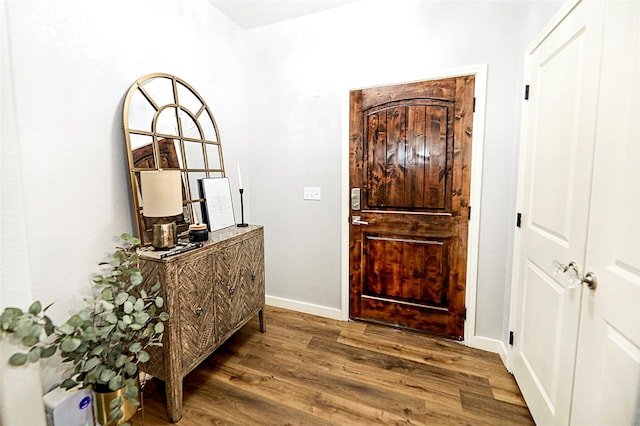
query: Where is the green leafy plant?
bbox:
[0,233,168,425]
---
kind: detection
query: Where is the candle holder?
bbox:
[237,188,248,227]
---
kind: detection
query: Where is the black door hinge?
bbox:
[463,308,467,320]
[468,206,471,220]
[524,85,530,100]
[509,331,515,346]
[473,97,476,112]
[516,212,522,228]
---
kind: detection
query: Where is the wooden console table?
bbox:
[139,225,265,422]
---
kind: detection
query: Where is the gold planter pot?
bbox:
[92,381,140,425]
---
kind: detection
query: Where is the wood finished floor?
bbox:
[132,306,532,425]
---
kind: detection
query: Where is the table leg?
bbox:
[259,308,266,333]
[165,370,183,422]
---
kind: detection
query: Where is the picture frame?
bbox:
[198,177,235,231]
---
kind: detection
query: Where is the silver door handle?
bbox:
[352,216,368,225]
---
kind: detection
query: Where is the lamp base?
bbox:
[152,222,177,249]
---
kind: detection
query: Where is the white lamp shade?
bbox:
[140,170,183,217]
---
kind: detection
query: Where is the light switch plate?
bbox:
[303,187,321,200]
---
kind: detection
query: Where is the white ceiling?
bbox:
[207,0,359,29]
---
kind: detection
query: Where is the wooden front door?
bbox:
[349,76,475,340]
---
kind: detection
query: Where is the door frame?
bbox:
[340,64,490,350]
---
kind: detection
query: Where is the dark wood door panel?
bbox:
[408,104,449,209]
[359,298,452,336]
[365,102,452,211]
[362,234,449,307]
[350,75,474,340]
[360,78,458,110]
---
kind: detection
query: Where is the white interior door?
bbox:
[570,2,640,424]
[510,1,604,424]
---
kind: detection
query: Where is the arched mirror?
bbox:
[122,73,225,245]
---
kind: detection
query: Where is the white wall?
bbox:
[1,0,247,422]
[245,0,561,337]
[1,2,47,423]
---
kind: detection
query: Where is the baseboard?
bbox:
[467,335,509,368]
[266,295,346,321]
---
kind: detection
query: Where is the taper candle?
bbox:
[237,160,243,189]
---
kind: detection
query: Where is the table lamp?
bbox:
[140,170,183,249]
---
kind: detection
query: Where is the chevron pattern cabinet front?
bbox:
[139,225,266,423]
[215,234,265,340]
[178,252,217,372]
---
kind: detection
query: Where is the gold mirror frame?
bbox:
[122,73,225,245]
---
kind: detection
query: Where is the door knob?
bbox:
[552,260,577,276]
[567,266,584,289]
[552,260,581,288]
[552,260,597,290]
